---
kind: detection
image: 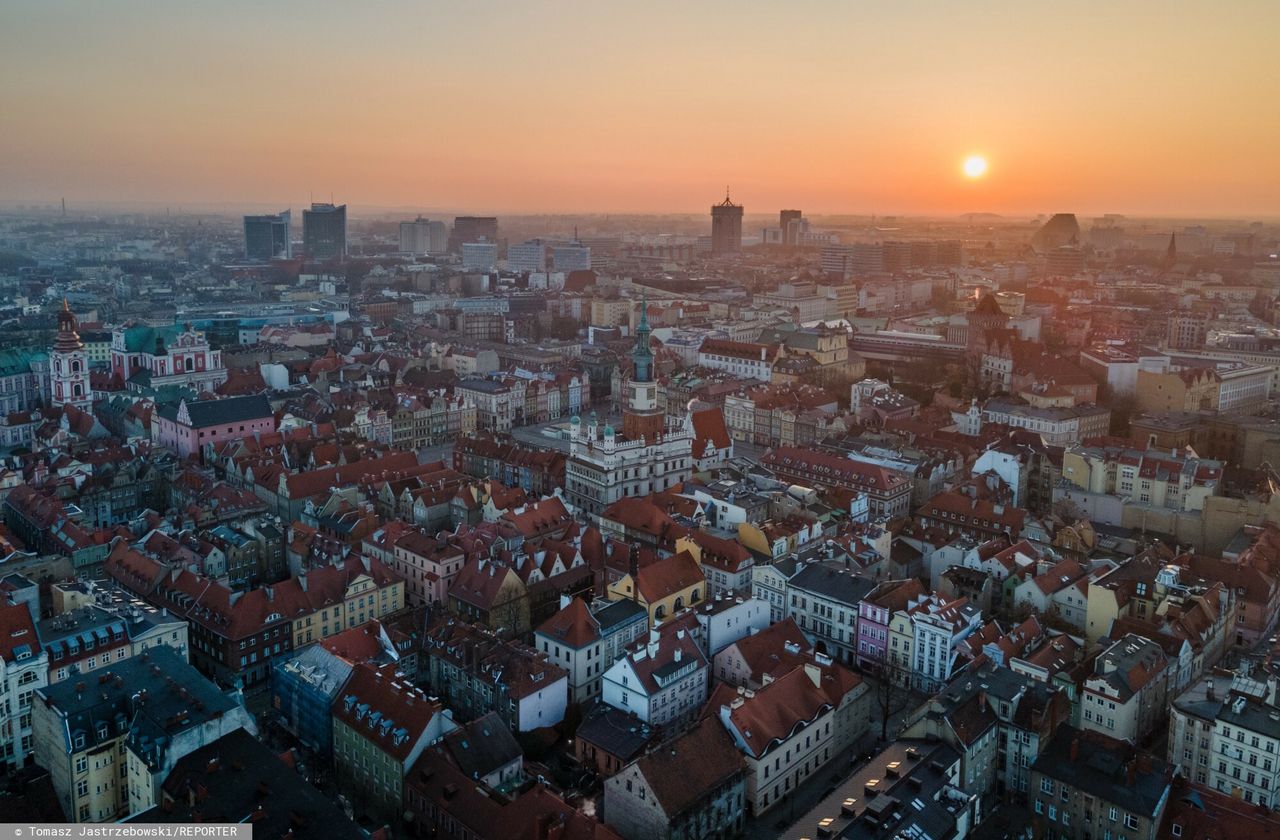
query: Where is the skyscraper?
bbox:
[507,239,547,273]
[780,209,802,246]
[552,243,591,272]
[243,210,291,260]
[450,216,499,253]
[399,217,430,255]
[711,190,743,255]
[425,220,449,254]
[302,203,347,259]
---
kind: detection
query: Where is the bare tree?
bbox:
[866,659,914,743]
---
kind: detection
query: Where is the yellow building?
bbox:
[284,560,406,649]
[590,298,634,328]
[607,550,705,623]
[886,609,914,686]
[1135,367,1218,413]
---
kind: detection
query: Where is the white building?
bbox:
[711,658,869,815]
[399,217,431,255]
[566,301,694,519]
[0,603,46,770]
[696,338,776,382]
[1169,671,1280,806]
[535,597,648,704]
[1080,634,1168,744]
[553,244,591,272]
[507,240,547,273]
[695,594,771,657]
[601,627,708,726]
[461,242,497,272]
[910,596,984,693]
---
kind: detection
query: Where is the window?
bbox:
[1124,814,1139,831]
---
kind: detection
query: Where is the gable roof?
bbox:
[631,717,745,818]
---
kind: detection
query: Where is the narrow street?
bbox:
[744,694,922,840]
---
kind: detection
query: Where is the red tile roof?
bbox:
[0,602,40,663]
[332,663,447,762]
[634,551,705,605]
[535,597,599,649]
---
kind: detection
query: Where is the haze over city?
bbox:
[4,3,1280,840]
[3,0,1280,216]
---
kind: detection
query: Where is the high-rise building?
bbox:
[425,220,449,253]
[711,190,744,255]
[302,203,347,259]
[399,216,431,255]
[450,216,499,252]
[50,299,92,411]
[461,242,498,272]
[780,209,802,246]
[507,239,547,273]
[553,243,591,272]
[243,210,291,260]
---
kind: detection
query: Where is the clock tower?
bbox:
[622,297,664,443]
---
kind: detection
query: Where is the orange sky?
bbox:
[2,1,1278,217]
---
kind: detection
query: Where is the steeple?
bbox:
[631,295,653,383]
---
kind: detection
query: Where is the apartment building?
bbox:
[32,647,255,823]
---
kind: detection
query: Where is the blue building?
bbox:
[270,645,354,755]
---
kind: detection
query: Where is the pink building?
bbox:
[153,394,276,459]
[392,529,466,607]
[856,577,925,669]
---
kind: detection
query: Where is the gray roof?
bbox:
[1031,725,1170,817]
[787,562,877,607]
[594,598,647,635]
[576,705,652,762]
[128,728,362,838]
[156,394,272,429]
[779,739,966,840]
[1218,692,1280,740]
[37,646,242,762]
[276,644,356,700]
[443,711,522,779]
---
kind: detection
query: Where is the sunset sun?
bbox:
[963,155,988,178]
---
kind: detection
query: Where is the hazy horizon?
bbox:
[4,1,1279,218]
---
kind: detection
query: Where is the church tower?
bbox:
[622,297,664,443]
[50,299,92,411]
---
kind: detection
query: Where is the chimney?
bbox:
[804,662,822,688]
[1070,737,1079,762]
[1126,759,1136,786]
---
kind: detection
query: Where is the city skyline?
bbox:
[3,1,1279,217]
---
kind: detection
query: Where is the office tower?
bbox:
[711,190,744,255]
[780,209,802,246]
[450,216,499,252]
[1031,213,1081,254]
[461,242,498,272]
[399,216,430,255]
[553,244,592,272]
[426,220,449,253]
[507,240,547,273]
[243,210,291,260]
[302,203,347,259]
[821,245,854,280]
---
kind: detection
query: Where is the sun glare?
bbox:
[963,155,988,179]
